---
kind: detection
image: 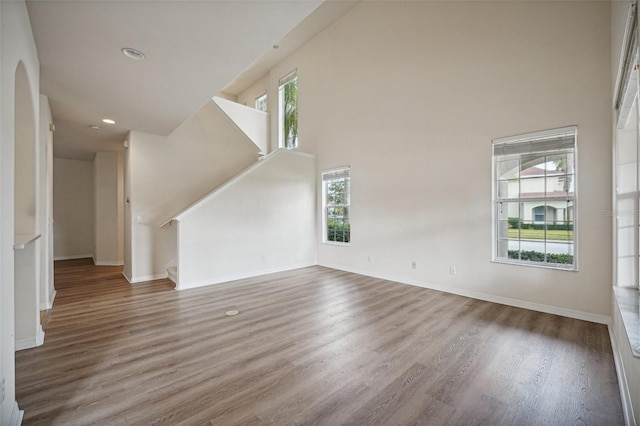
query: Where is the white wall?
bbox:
[53,158,94,260]
[125,100,259,282]
[612,296,640,425]
[94,152,123,265]
[176,149,316,288]
[123,137,132,280]
[212,96,269,154]
[0,0,41,423]
[240,1,612,320]
[39,95,54,309]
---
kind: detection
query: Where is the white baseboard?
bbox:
[16,337,34,351]
[94,260,124,266]
[129,273,168,284]
[9,401,23,426]
[178,262,316,291]
[39,288,57,310]
[122,271,132,283]
[37,324,45,346]
[319,262,610,325]
[609,324,637,426]
[15,324,45,351]
[54,254,93,261]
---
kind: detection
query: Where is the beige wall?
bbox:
[236,74,269,110]
[240,1,612,319]
[94,152,123,265]
[53,157,94,259]
[125,101,259,282]
[177,150,316,288]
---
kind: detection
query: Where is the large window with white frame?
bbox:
[323,167,350,244]
[278,70,298,149]
[613,1,640,289]
[493,126,577,270]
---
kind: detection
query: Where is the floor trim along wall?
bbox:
[53,254,93,261]
[178,262,317,290]
[15,325,45,351]
[93,260,125,266]
[9,401,23,426]
[609,324,638,426]
[39,289,57,310]
[128,273,168,284]
[320,263,610,325]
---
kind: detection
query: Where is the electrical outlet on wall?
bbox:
[411,261,416,269]
[449,266,457,275]
[1,377,5,402]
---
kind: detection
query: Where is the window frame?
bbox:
[278,70,298,149]
[492,126,578,271]
[322,166,350,246]
[255,92,267,112]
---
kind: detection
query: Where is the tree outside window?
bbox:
[279,73,298,148]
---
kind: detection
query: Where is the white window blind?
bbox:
[493,127,576,156]
[322,168,350,181]
[279,69,297,86]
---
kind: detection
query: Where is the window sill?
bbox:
[491,259,577,272]
[322,241,350,247]
[613,286,640,359]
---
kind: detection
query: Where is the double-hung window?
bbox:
[278,70,298,149]
[323,167,350,244]
[493,126,577,270]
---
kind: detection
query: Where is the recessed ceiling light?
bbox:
[89,125,101,130]
[121,47,146,61]
[273,44,279,49]
[102,118,116,125]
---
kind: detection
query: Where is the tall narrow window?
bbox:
[255,92,267,112]
[323,167,350,244]
[493,126,577,270]
[278,70,298,149]
[614,1,640,289]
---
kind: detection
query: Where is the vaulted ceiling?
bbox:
[27,0,356,160]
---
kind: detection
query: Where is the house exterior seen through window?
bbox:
[323,167,350,244]
[278,71,298,149]
[493,127,577,270]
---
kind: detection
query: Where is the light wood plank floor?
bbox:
[16,259,624,425]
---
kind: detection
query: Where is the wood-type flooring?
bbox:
[15,259,624,425]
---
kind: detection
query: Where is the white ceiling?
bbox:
[26,0,352,160]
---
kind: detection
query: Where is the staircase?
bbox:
[161,149,316,290]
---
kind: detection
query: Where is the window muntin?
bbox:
[323,168,350,245]
[255,93,267,112]
[278,71,298,149]
[493,127,577,270]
